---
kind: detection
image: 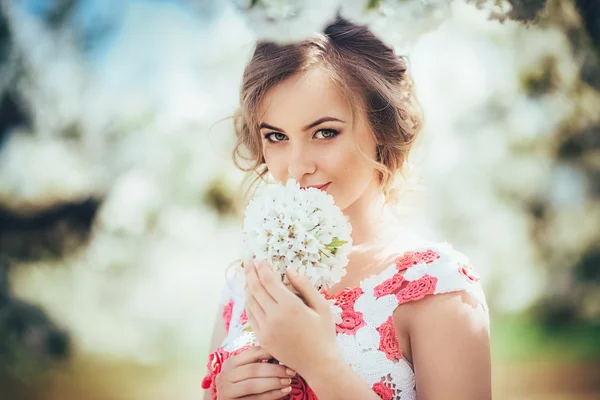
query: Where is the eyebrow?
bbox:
[259,117,345,133]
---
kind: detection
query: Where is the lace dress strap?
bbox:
[353,243,487,337]
[359,242,486,307]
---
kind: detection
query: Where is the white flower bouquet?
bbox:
[241,179,352,291]
[223,179,352,352]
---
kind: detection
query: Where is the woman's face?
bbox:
[259,66,379,211]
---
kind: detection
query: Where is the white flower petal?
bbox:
[241,178,352,289]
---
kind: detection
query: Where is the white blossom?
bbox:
[241,179,352,290]
[231,0,341,44]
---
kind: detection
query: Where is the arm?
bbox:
[405,290,491,400]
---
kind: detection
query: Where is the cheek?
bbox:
[325,141,375,199]
[263,146,286,181]
[336,140,378,200]
[325,145,356,175]
[327,139,373,178]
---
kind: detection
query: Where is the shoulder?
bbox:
[361,241,487,312]
[397,242,487,309]
[392,243,491,398]
[353,240,488,340]
[403,288,492,398]
[396,241,490,333]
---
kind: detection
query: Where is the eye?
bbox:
[264,132,288,143]
[314,129,339,140]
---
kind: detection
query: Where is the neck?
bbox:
[343,187,398,248]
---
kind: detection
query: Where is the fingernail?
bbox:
[286,368,296,376]
[281,386,292,393]
[280,378,291,385]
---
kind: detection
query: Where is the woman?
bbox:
[202,17,491,400]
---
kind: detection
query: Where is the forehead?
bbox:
[259,67,352,126]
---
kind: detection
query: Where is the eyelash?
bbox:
[263,128,340,143]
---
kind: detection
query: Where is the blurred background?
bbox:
[0,0,598,399]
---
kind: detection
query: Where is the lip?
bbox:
[301,182,330,191]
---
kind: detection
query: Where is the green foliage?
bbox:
[0,335,54,388]
[492,314,600,361]
[520,55,561,97]
[366,0,383,11]
[575,0,600,56]
[506,0,548,22]
[325,237,348,256]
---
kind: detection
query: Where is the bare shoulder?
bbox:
[407,289,489,337]
[387,239,491,399]
[392,289,489,361]
[411,291,491,399]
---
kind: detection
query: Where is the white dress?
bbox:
[202,242,488,400]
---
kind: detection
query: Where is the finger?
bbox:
[230,346,273,367]
[244,386,293,400]
[229,363,296,383]
[230,377,292,398]
[245,301,262,332]
[246,261,278,312]
[245,286,265,323]
[243,259,254,274]
[286,269,328,313]
[255,261,292,302]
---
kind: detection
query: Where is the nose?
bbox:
[287,142,316,181]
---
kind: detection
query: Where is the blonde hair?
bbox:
[232,17,423,210]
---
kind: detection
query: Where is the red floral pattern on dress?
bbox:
[372,382,393,400]
[336,310,366,335]
[222,299,234,333]
[459,264,480,282]
[376,316,402,361]
[286,376,318,400]
[396,274,438,305]
[201,347,230,399]
[239,308,248,325]
[328,287,364,310]
[395,249,440,271]
[326,287,366,335]
[373,273,406,298]
[201,374,212,392]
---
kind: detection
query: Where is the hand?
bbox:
[243,260,343,376]
[215,346,295,399]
